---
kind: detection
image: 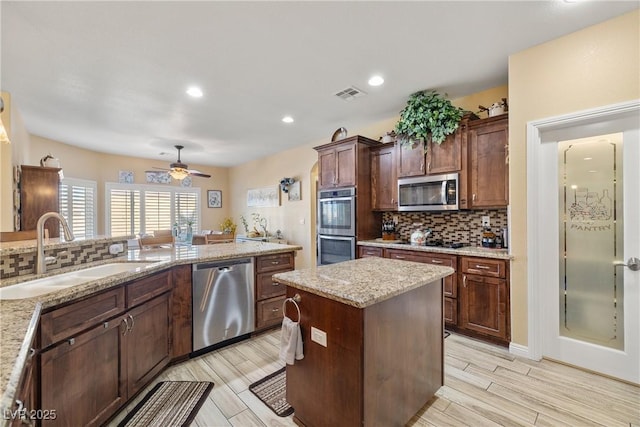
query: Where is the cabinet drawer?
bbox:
[460,257,506,278]
[41,287,125,348]
[358,246,383,258]
[444,297,457,326]
[126,270,172,308]
[256,253,294,273]
[256,271,287,300]
[256,296,286,329]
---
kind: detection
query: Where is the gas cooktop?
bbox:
[424,240,466,249]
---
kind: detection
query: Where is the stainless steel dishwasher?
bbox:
[192,258,255,352]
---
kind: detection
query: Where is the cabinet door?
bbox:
[256,271,286,300]
[370,145,397,210]
[426,130,461,175]
[256,295,286,330]
[396,141,426,178]
[19,166,61,237]
[317,148,337,189]
[469,118,509,208]
[125,293,171,397]
[459,273,508,340]
[335,143,356,187]
[40,319,125,427]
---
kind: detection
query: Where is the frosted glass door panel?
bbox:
[558,133,623,350]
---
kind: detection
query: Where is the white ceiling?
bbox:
[2,1,637,168]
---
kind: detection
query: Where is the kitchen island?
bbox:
[273,257,454,427]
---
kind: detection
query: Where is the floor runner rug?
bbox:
[249,367,294,417]
[117,381,213,427]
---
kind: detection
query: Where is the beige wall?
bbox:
[0,92,13,231]
[25,136,231,234]
[508,10,639,346]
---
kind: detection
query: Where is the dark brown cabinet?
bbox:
[19,165,61,238]
[370,143,397,211]
[396,113,476,180]
[357,246,383,258]
[459,256,509,343]
[255,252,295,331]
[38,271,172,426]
[385,248,458,328]
[315,135,379,190]
[468,115,509,208]
[171,264,192,360]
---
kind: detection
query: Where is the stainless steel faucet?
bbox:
[36,212,75,274]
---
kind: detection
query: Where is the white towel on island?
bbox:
[279,316,304,365]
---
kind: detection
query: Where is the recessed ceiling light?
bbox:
[282,116,294,123]
[186,86,203,98]
[368,75,384,87]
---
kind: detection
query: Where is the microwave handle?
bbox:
[441,181,447,204]
[320,235,354,241]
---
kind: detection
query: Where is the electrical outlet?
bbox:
[482,216,490,227]
[311,326,327,347]
[392,215,399,224]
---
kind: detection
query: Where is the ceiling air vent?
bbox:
[334,86,367,101]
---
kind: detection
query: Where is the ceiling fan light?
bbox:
[169,168,189,180]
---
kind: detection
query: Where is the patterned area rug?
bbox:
[117,381,213,427]
[249,367,294,417]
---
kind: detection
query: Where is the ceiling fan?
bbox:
[148,145,211,180]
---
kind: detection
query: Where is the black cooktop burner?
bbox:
[424,240,466,249]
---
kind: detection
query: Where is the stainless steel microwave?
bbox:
[397,173,459,211]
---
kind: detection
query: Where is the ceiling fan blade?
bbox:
[188,169,211,178]
[151,166,170,171]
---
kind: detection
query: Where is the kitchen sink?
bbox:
[0,262,156,300]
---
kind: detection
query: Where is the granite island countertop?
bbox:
[358,239,513,260]
[0,241,302,420]
[272,257,454,309]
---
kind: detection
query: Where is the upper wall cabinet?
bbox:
[370,143,397,211]
[314,136,379,190]
[467,114,509,208]
[396,113,477,179]
[20,165,62,237]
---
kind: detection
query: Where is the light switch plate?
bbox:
[311,326,327,347]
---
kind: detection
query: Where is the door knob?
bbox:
[614,257,640,271]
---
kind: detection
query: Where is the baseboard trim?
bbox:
[509,341,536,360]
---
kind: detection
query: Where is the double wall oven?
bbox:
[317,187,356,265]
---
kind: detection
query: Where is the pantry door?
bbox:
[529,101,639,384]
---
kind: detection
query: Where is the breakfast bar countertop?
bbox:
[0,241,302,422]
[273,256,454,308]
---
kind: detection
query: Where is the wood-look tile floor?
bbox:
[108,330,640,427]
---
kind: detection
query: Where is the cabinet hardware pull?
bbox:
[420,162,424,172]
[272,308,280,312]
[427,161,431,172]
[395,256,406,259]
[122,318,129,335]
[68,338,75,346]
[463,275,467,287]
[272,282,280,286]
[431,260,443,264]
[474,265,490,269]
[472,194,476,201]
[103,321,109,328]
[128,314,135,332]
[271,261,279,265]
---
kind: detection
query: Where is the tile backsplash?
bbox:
[0,239,128,280]
[382,209,508,247]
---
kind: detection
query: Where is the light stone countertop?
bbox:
[273,257,454,308]
[358,240,513,260]
[0,241,302,421]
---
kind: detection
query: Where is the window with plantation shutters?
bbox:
[105,183,200,237]
[59,178,97,239]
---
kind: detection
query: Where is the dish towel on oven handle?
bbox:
[279,316,304,365]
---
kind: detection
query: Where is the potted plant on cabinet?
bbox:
[394,89,464,150]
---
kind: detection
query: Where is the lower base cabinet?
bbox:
[38,272,172,426]
[255,253,295,330]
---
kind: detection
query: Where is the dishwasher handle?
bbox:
[193,258,253,271]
